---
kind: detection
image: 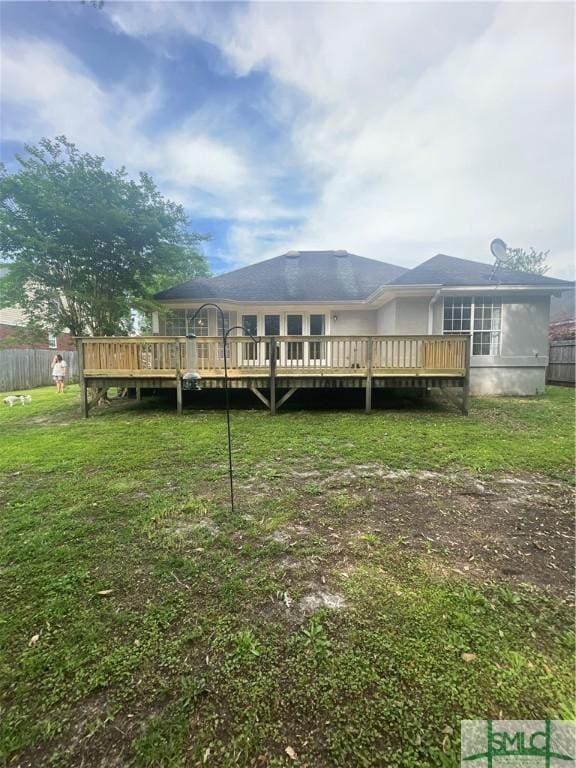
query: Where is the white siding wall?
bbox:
[331,310,377,334]
[377,298,431,334]
[394,297,429,334]
[377,301,396,333]
[501,295,549,357]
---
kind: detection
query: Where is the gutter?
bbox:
[427,289,442,334]
[154,282,575,308]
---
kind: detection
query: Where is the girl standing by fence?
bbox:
[51,354,68,393]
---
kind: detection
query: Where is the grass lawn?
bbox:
[0,386,574,767]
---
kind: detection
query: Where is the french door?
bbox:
[264,315,281,363]
[286,315,303,362]
[240,313,326,367]
[241,314,259,365]
[309,314,326,365]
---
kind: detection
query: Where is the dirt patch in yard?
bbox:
[247,466,575,600]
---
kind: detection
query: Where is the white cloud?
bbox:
[1,38,113,145]
[106,1,574,277]
[0,36,269,224]
[3,3,574,278]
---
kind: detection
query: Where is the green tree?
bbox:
[505,246,550,275]
[0,136,209,337]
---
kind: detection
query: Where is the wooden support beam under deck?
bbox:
[249,386,270,409]
[276,387,298,410]
[90,387,109,412]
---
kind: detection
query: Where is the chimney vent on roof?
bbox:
[334,250,349,257]
[285,250,300,259]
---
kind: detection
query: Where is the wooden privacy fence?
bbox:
[80,335,468,377]
[0,349,78,392]
[547,339,575,386]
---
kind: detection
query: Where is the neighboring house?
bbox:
[152,249,573,396]
[549,291,575,340]
[0,266,74,351]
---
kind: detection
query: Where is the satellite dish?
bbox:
[490,238,508,261]
[489,238,510,280]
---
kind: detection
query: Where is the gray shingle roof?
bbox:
[154,251,406,302]
[390,254,572,287]
[155,250,572,303]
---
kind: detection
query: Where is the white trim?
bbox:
[470,356,547,368]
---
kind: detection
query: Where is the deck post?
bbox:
[365,336,373,414]
[176,374,183,415]
[76,338,89,418]
[461,335,471,415]
[136,385,142,401]
[269,338,277,415]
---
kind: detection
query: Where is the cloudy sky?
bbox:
[1,1,574,277]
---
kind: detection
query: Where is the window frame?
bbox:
[443,296,502,356]
[164,309,186,336]
[189,307,209,337]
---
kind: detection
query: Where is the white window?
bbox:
[189,308,209,337]
[164,308,210,337]
[443,297,472,333]
[48,334,58,349]
[216,311,230,337]
[443,296,502,356]
[216,311,231,359]
[185,308,209,364]
[164,310,186,336]
[472,296,502,355]
[242,315,258,337]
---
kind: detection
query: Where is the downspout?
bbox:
[428,289,442,334]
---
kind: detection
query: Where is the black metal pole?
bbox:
[223,326,233,514]
[187,305,258,516]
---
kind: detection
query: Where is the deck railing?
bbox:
[79,334,468,377]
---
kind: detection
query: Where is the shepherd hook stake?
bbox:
[188,304,258,514]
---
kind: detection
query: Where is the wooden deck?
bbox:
[77,334,471,415]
